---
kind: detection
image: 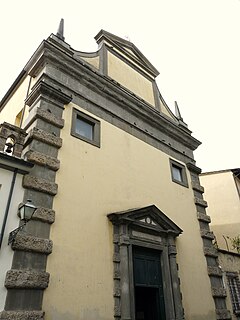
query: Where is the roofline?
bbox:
[200,168,240,176]
[0,69,26,112]
[218,248,240,257]
[0,152,34,174]
[0,38,48,112]
[94,29,160,77]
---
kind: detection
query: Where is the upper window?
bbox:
[170,159,188,187]
[71,109,100,147]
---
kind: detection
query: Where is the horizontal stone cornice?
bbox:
[31,74,195,164]
[0,152,33,174]
[32,206,55,224]
[26,127,62,148]
[186,163,202,174]
[25,150,60,171]
[25,79,72,108]
[0,311,44,320]
[27,41,201,152]
[12,234,52,254]
[23,174,58,195]
[5,269,49,289]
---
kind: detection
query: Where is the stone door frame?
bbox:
[108,205,184,320]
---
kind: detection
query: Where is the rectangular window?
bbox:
[172,165,183,182]
[75,118,93,140]
[227,273,240,315]
[170,159,188,187]
[71,109,100,147]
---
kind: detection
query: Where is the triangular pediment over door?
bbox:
[108,204,182,238]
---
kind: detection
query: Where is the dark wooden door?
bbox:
[133,246,165,320]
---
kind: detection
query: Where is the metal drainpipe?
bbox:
[0,168,18,248]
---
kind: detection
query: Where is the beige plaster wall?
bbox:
[0,170,24,309]
[43,102,215,319]
[200,172,240,251]
[160,100,175,120]
[107,52,155,107]
[81,56,99,70]
[110,46,154,79]
[0,76,30,126]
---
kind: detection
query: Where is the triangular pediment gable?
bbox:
[95,30,159,78]
[108,205,182,237]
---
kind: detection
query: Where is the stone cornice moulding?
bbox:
[42,74,197,163]
[23,40,201,153]
[25,80,72,108]
[0,152,34,174]
[186,163,202,174]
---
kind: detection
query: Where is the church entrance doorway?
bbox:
[133,246,166,320]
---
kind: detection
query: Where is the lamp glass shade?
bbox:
[19,200,36,221]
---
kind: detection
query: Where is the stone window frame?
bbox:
[71,108,100,147]
[170,158,188,188]
[226,272,240,315]
[108,205,184,320]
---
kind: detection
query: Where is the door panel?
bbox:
[133,246,166,320]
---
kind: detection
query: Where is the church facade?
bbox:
[0,23,231,320]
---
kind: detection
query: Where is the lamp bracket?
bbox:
[8,222,26,245]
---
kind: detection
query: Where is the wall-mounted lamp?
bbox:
[8,200,37,245]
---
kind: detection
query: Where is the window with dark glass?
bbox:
[170,159,188,187]
[75,118,94,140]
[71,109,100,147]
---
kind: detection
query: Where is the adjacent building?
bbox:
[200,169,240,319]
[0,22,231,319]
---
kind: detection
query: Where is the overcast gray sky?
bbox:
[0,0,239,172]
